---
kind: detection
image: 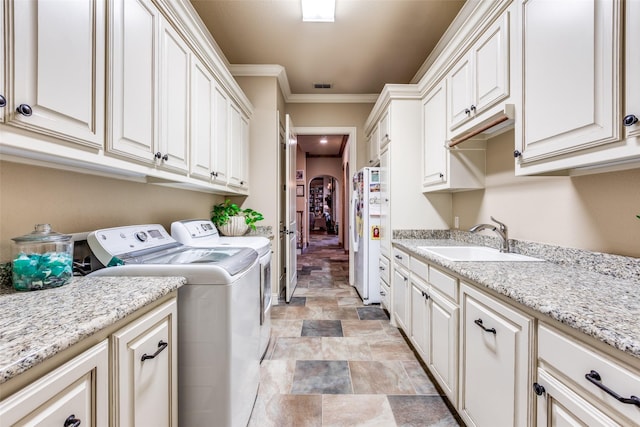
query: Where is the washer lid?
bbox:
[142,247,258,275]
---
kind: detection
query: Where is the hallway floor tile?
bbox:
[249,233,461,427]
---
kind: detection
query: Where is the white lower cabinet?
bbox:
[428,288,459,406]
[111,299,178,427]
[410,274,430,360]
[0,297,177,426]
[0,341,109,426]
[392,264,410,332]
[459,282,532,427]
[379,255,391,310]
[535,324,640,426]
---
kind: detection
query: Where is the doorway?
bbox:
[308,175,340,237]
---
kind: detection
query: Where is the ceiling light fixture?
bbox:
[301,0,335,22]
[320,136,328,144]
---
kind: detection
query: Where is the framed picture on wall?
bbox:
[296,185,305,197]
[296,170,304,181]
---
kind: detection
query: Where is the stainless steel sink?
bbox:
[417,246,543,262]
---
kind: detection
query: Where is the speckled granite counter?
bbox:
[393,238,640,360]
[0,276,186,384]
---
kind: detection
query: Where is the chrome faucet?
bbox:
[469,216,510,253]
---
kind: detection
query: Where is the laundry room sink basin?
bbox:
[417,246,543,262]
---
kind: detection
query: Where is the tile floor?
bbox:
[248,233,462,427]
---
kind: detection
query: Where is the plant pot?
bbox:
[217,216,248,236]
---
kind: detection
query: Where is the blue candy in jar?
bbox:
[11,224,74,291]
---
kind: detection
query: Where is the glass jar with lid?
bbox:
[11,224,73,291]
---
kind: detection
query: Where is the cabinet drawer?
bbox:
[410,256,428,281]
[380,279,390,310]
[538,324,640,424]
[379,255,390,285]
[0,341,109,426]
[429,265,457,302]
[392,247,409,269]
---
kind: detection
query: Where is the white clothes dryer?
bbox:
[171,219,272,360]
[87,224,260,427]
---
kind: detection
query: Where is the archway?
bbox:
[308,175,340,239]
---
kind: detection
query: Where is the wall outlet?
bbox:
[454,216,459,229]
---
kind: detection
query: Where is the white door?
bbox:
[284,114,298,302]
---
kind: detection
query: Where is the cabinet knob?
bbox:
[464,108,471,115]
[64,415,81,427]
[154,152,169,161]
[141,340,168,362]
[623,114,638,127]
[470,104,476,112]
[513,150,522,158]
[533,383,546,396]
[439,173,444,179]
[380,290,386,296]
[240,180,245,185]
[16,103,33,117]
[0,94,6,108]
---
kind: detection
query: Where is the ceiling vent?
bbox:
[313,83,332,89]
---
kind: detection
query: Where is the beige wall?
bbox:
[285,103,374,170]
[0,161,221,262]
[452,130,640,257]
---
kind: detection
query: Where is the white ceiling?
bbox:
[190,0,466,154]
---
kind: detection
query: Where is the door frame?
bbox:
[294,126,357,287]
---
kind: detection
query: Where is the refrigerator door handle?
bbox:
[350,193,359,252]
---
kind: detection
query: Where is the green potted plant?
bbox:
[211,199,264,236]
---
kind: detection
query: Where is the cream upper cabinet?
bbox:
[0,341,109,426]
[447,12,510,132]
[422,79,485,192]
[7,0,105,148]
[0,2,5,123]
[212,85,230,185]
[515,0,627,175]
[379,108,391,148]
[108,0,159,163]
[459,282,532,427]
[157,18,190,174]
[624,0,640,141]
[112,299,178,427]
[228,103,249,190]
[190,56,216,181]
[368,126,380,166]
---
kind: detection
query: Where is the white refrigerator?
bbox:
[351,167,381,304]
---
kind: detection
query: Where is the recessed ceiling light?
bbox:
[320,137,328,144]
[301,0,335,22]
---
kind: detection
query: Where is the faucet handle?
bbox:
[490,216,507,232]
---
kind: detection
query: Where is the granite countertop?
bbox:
[0,276,186,384]
[393,238,640,360]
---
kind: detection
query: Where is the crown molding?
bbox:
[228,64,378,104]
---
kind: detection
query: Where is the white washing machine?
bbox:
[171,219,272,360]
[86,224,260,427]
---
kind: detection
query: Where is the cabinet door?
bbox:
[379,108,391,148]
[368,126,380,166]
[0,2,5,123]
[157,18,189,173]
[190,57,215,181]
[9,0,105,148]
[410,277,430,361]
[422,81,447,187]
[109,0,159,163]
[625,0,640,140]
[518,0,620,165]
[228,103,245,189]
[459,283,532,427]
[0,341,108,426]
[429,289,459,407]
[212,85,230,184]
[111,299,178,427]
[447,54,474,130]
[535,369,620,427]
[472,12,509,116]
[393,266,409,332]
[379,148,390,257]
